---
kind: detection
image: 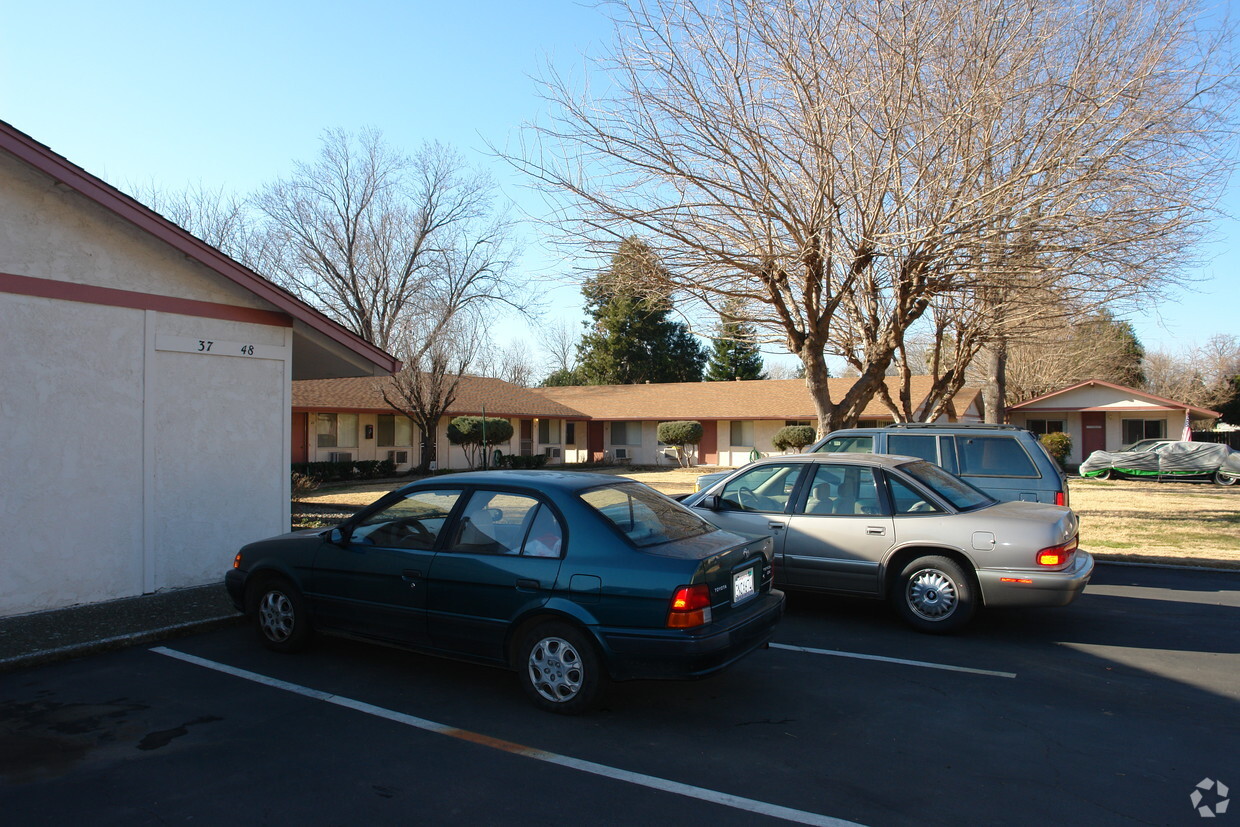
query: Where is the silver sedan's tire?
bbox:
[892,556,976,634]
[517,622,604,715]
[250,578,312,652]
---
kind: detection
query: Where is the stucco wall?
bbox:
[0,296,146,612]
[0,155,293,616]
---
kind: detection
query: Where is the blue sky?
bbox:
[3,0,1236,369]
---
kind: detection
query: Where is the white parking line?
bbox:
[151,646,863,827]
[769,642,1017,678]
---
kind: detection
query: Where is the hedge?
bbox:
[292,459,397,482]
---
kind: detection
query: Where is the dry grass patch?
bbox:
[1070,478,1240,568]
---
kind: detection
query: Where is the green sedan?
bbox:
[225,470,784,714]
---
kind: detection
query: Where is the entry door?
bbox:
[520,419,534,456]
[588,422,605,462]
[700,420,719,464]
[1081,412,1106,455]
[291,412,309,463]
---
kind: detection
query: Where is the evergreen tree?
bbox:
[705,300,767,381]
[576,237,707,384]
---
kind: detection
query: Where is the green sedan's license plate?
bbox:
[733,566,756,604]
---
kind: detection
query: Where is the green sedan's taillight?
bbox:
[667,584,712,628]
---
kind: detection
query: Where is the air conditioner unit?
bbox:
[387,450,409,464]
[328,452,352,463]
[614,448,630,460]
[544,447,562,458]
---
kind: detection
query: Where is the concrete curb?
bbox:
[0,614,245,674]
[1094,559,1240,574]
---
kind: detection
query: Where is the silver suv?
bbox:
[810,424,1068,506]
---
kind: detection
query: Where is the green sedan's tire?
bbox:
[517,621,605,715]
[1215,471,1238,486]
[250,577,313,653]
[892,556,976,634]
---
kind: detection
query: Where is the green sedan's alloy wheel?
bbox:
[518,622,604,715]
[252,579,312,653]
[1215,471,1238,486]
[893,556,976,634]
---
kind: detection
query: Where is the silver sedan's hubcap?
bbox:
[259,591,295,642]
[528,637,583,703]
[907,569,958,621]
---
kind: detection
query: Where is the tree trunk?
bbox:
[800,347,836,437]
[980,342,1008,423]
[415,418,440,473]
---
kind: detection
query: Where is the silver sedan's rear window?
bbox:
[581,483,713,547]
[897,460,994,511]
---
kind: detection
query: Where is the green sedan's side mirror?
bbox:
[329,527,351,546]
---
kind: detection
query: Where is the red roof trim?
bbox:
[0,271,293,327]
[1007,379,1219,419]
[0,120,400,375]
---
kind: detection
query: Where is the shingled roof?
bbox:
[539,376,981,421]
[294,376,585,418]
[295,374,982,422]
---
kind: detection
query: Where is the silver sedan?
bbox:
[683,453,1092,633]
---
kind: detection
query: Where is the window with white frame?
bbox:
[1025,419,1065,436]
[730,420,755,447]
[538,418,560,444]
[377,414,413,447]
[1122,418,1166,444]
[611,421,641,445]
[316,413,358,448]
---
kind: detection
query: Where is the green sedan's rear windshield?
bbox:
[898,460,994,511]
[581,483,713,547]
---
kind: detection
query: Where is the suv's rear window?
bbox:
[815,435,873,454]
[888,434,938,463]
[956,436,1039,478]
[581,483,713,547]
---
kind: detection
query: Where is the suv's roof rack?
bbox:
[889,422,1022,430]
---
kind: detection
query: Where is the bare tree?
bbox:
[129,180,272,267]
[1144,334,1240,411]
[539,318,581,376]
[510,0,1236,433]
[254,128,526,353]
[476,339,539,387]
[381,315,484,472]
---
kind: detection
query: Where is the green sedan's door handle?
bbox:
[516,578,540,591]
[401,569,422,587]
[768,523,784,531]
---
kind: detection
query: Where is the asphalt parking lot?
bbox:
[2,564,1237,826]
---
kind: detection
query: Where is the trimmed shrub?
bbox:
[496,453,549,470]
[1040,432,1072,468]
[773,425,817,452]
[448,416,515,468]
[657,421,704,467]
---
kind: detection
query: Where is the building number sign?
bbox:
[155,335,283,361]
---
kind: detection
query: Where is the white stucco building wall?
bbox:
[0,124,397,617]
